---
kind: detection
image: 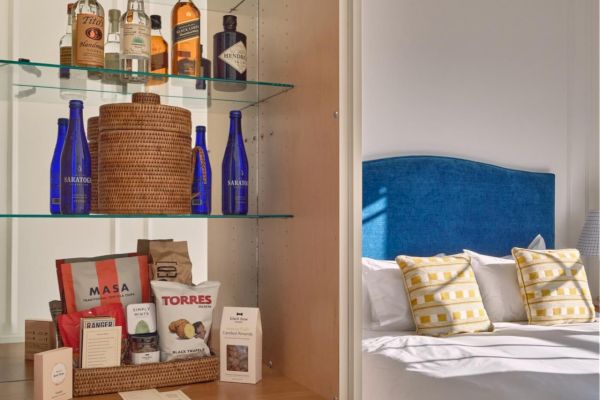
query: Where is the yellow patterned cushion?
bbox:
[512,248,595,325]
[396,254,494,336]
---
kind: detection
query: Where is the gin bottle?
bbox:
[120,0,151,83]
[50,118,69,214]
[213,15,247,82]
[222,110,249,215]
[192,126,212,215]
[60,100,92,215]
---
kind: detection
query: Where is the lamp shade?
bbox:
[577,210,599,256]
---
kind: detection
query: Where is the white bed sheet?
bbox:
[363,322,599,400]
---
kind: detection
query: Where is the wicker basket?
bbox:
[87,116,99,213]
[73,356,219,397]
[98,93,192,214]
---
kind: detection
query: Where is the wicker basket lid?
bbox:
[87,117,99,142]
[99,93,191,134]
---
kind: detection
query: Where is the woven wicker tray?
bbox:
[73,356,219,397]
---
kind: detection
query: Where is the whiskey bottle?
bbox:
[196,44,212,90]
[72,0,105,80]
[222,110,249,215]
[103,9,121,85]
[59,3,74,79]
[50,118,69,214]
[60,100,92,215]
[213,15,247,89]
[192,126,212,215]
[120,0,151,83]
[148,15,168,86]
[172,0,201,77]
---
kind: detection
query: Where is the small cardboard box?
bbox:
[220,307,262,384]
[25,320,56,360]
[34,347,73,400]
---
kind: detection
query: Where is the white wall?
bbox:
[363,0,599,292]
[0,0,210,342]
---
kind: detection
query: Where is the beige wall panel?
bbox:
[258,0,340,398]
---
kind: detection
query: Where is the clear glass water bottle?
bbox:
[60,100,92,215]
[103,9,122,85]
[59,3,74,80]
[222,110,249,215]
[192,126,212,215]
[50,118,69,214]
[120,0,151,83]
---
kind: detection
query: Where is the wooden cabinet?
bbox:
[0,0,361,398]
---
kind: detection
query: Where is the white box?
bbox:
[220,307,262,384]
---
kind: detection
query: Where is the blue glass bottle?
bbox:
[192,126,212,215]
[222,110,249,215]
[60,100,91,215]
[50,118,69,214]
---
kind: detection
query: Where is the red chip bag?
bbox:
[57,303,127,358]
[56,253,150,314]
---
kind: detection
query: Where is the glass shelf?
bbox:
[0,59,293,112]
[148,0,254,15]
[0,214,293,219]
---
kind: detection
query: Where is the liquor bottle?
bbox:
[148,15,169,86]
[72,0,105,80]
[222,110,249,215]
[196,44,212,91]
[213,15,247,91]
[192,126,212,215]
[59,3,75,79]
[50,118,69,214]
[60,100,92,215]
[102,9,122,85]
[120,0,151,83]
[172,0,201,77]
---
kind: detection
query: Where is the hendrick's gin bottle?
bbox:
[213,15,246,92]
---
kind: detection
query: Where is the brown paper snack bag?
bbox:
[149,241,193,284]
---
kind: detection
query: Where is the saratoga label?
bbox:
[219,41,247,74]
[173,19,200,44]
[74,13,105,67]
[122,24,151,57]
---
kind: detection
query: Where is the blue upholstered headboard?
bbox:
[363,156,555,259]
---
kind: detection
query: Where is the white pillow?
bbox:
[362,258,415,331]
[465,234,547,322]
[464,250,527,322]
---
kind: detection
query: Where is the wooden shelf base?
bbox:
[0,344,324,400]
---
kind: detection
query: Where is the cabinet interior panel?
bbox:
[258,0,340,399]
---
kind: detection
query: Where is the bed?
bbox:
[362,156,599,400]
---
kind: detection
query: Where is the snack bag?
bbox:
[151,280,220,362]
[57,303,127,360]
[148,241,193,284]
[56,253,150,314]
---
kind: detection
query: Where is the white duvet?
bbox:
[363,322,599,400]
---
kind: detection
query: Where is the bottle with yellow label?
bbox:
[171,0,201,77]
[72,0,105,81]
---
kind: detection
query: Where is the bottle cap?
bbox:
[196,126,207,133]
[151,15,162,30]
[223,15,237,30]
[69,100,84,109]
[58,118,69,126]
[230,110,242,118]
[109,9,121,21]
[67,3,74,13]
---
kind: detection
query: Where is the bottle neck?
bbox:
[68,107,84,135]
[57,122,69,140]
[109,19,120,34]
[127,0,145,12]
[151,28,163,36]
[195,131,206,147]
[66,13,72,33]
[224,25,236,32]
[229,117,242,138]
